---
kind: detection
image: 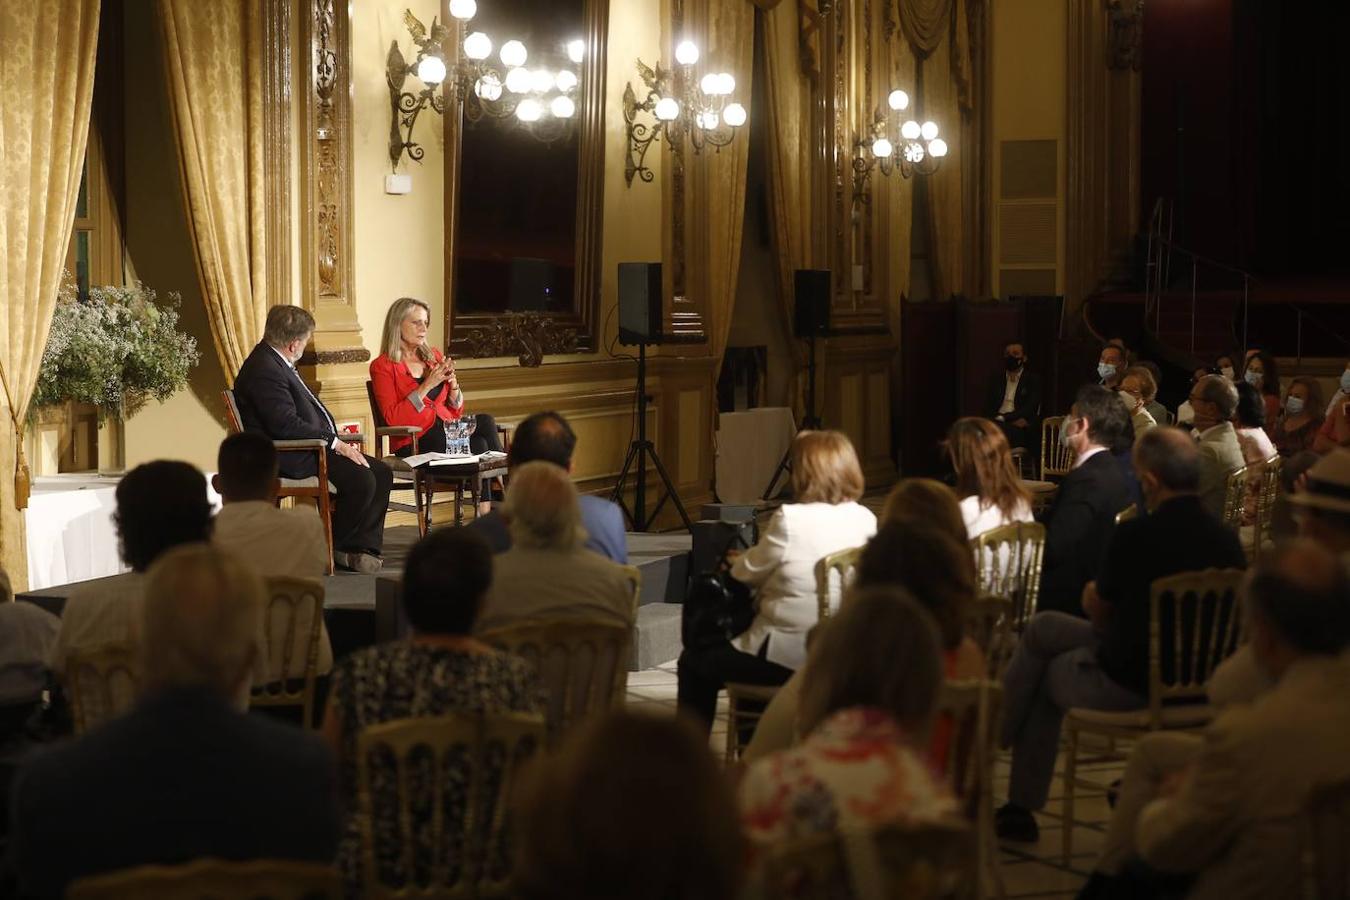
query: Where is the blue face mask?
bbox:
[1097,362,1117,382]
[1245,369,1263,388]
[1340,370,1350,393]
[1285,396,1305,416]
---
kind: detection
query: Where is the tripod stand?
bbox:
[762,334,822,500]
[611,342,694,532]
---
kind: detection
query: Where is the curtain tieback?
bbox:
[0,360,31,511]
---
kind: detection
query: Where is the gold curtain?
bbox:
[702,0,755,364]
[883,37,918,329]
[921,21,966,299]
[158,0,268,380]
[895,0,952,57]
[0,0,101,590]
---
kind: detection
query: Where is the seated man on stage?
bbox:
[233,305,393,574]
[984,340,1042,451]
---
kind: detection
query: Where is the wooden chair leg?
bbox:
[414,471,427,538]
[316,456,335,576]
[454,480,464,526]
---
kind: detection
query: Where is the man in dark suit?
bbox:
[233,305,392,572]
[468,410,627,563]
[997,426,1246,843]
[984,340,1043,451]
[9,545,340,897]
[1038,384,1133,616]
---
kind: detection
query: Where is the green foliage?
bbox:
[31,281,200,420]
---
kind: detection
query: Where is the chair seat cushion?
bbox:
[382,456,415,478]
[279,476,337,494]
[1067,702,1213,730]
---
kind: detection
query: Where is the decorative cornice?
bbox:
[303,0,354,308]
[298,347,371,366]
[461,313,579,367]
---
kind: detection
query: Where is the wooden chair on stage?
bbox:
[67,858,341,899]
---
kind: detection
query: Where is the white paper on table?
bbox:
[402,450,508,468]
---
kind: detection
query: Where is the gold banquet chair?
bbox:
[814,545,864,623]
[1061,568,1246,865]
[250,576,327,728]
[750,817,974,900]
[964,595,1014,681]
[479,616,633,748]
[971,522,1046,643]
[66,858,341,900]
[355,711,546,899]
[940,679,1006,900]
[66,644,139,735]
[1221,464,1249,529]
[1115,503,1139,525]
[1246,453,1283,561]
[1039,416,1074,480]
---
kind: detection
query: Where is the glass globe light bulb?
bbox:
[555,69,578,92]
[415,55,447,86]
[904,142,925,163]
[900,119,921,140]
[463,31,492,61]
[929,138,948,158]
[887,89,909,111]
[551,95,576,118]
[700,73,719,96]
[448,0,476,20]
[516,98,543,122]
[921,120,939,141]
[871,137,893,158]
[675,40,700,66]
[474,74,502,101]
[504,66,532,94]
[723,102,747,128]
[530,69,555,93]
[696,109,720,130]
[718,73,735,96]
[654,97,681,121]
[567,39,586,63]
[499,40,528,68]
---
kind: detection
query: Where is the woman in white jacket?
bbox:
[677,431,876,732]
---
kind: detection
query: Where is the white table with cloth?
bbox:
[715,407,797,504]
[23,473,222,590]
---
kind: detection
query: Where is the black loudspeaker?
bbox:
[793,269,831,338]
[618,262,663,345]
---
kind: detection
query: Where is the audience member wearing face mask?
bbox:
[1097,345,1126,390]
[984,341,1042,451]
[1241,351,1282,432]
[1324,360,1350,417]
[1117,368,1158,437]
[1215,355,1236,382]
[1273,377,1324,457]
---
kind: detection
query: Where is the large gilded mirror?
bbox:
[444,0,607,356]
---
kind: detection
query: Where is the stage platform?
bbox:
[18,525,692,672]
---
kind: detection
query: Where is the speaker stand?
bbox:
[611,342,694,533]
[762,334,823,501]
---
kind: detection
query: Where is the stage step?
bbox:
[632,603,683,671]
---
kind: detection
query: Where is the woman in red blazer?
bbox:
[369,298,503,505]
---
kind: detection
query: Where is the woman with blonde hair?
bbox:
[945,417,1034,539]
[368,297,503,508]
[677,430,876,733]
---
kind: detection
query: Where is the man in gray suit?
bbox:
[1188,375,1245,519]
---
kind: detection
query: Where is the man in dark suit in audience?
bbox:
[984,341,1042,452]
[9,544,339,897]
[1037,384,1134,615]
[997,426,1246,843]
[467,410,627,563]
[232,305,392,573]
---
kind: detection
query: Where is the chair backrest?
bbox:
[478,618,630,747]
[1115,503,1139,525]
[964,594,1014,679]
[753,817,973,900]
[937,679,1003,823]
[356,711,546,899]
[1040,416,1073,479]
[1147,569,1246,726]
[66,858,341,899]
[66,645,139,735]
[1221,464,1249,528]
[971,522,1046,633]
[1304,777,1350,900]
[365,380,390,430]
[814,546,864,622]
[1254,454,1283,556]
[221,389,244,435]
[250,576,326,727]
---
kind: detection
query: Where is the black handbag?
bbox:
[682,556,755,651]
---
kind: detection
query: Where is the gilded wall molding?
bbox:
[662,0,707,341]
[263,0,292,310]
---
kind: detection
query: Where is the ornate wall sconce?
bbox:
[851,89,948,200]
[387,6,584,170]
[622,40,747,187]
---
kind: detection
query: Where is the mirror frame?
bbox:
[442,0,608,356]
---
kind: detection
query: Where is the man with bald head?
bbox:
[1083,540,1350,899]
[9,545,339,896]
[474,461,638,634]
[1187,374,1246,518]
[997,427,1246,842]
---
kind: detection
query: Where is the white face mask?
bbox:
[1220,366,1235,380]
